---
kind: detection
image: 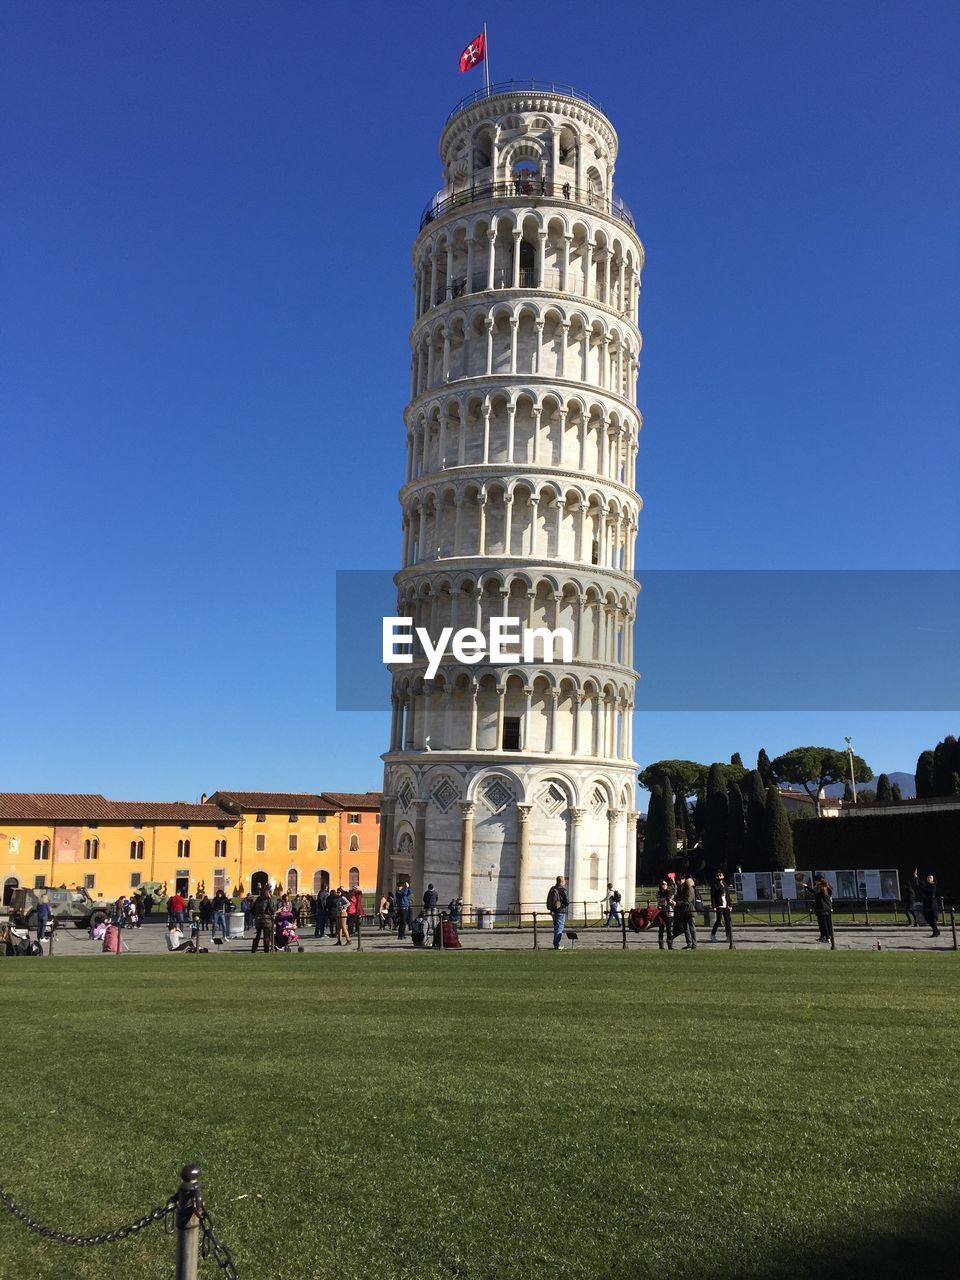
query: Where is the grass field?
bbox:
[1,952,958,1280]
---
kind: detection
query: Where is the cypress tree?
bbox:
[661,775,677,865]
[891,782,903,802]
[757,748,773,786]
[933,739,955,796]
[876,773,893,802]
[641,786,664,881]
[743,770,766,865]
[843,781,853,803]
[703,764,728,869]
[730,752,744,769]
[725,781,745,869]
[761,784,793,871]
[916,750,935,798]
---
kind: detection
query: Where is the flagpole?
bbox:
[483,23,490,96]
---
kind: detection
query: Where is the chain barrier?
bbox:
[0,1163,239,1277]
[0,1185,176,1247]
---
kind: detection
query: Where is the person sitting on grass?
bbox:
[165,923,197,953]
[410,911,428,947]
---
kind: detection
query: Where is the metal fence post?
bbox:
[175,1164,201,1280]
[786,899,792,928]
[621,911,627,950]
[864,897,870,928]
[355,913,363,953]
[728,910,736,951]
[950,908,958,951]
[829,913,836,951]
[533,912,539,950]
[438,912,445,951]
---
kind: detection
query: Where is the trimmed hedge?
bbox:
[792,808,960,895]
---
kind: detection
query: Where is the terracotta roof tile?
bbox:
[0,795,234,823]
[208,791,337,813]
[321,792,383,810]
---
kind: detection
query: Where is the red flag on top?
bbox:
[459,31,486,73]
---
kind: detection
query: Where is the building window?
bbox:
[347,813,361,824]
[216,823,227,830]
[132,824,144,831]
[502,717,521,751]
[286,868,298,894]
[130,872,142,888]
[349,866,360,889]
[177,839,191,859]
[288,834,298,852]
[349,834,359,852]
[83,874,95,890]
[589,852,600,890]
[34,875,47,889]
[34,839,50,861]
[88,823,99,830]
[255,834,266,853]
[130,840,144,860]
[180,824,189,831]
[84,838,99,860]
[215,839,227,858]
[313,869,330,894]
[256,812,266,823]
[317,834,327,852]
[317,814,327,824]
[288,813,298,823]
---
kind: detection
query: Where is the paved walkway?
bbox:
[35,918,958,957]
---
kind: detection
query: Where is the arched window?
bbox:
[349,866,360,889]
[34,839,50,861]
[177,839,190,859]
[349,834,359,852]
[129,840,144,860]
[214,839,227,858]
[84,838,99,860]
[286,868,298,894]
[313,869,330,894]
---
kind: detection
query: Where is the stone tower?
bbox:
[378,82,643,919]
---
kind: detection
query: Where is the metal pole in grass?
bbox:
[728,910,736,950]
[829,912,836,951]
[438,912,445,950]
[621,910,627,950]
[864,897,870,928]
[786,899,792,927]
[533,912,539,950]
[175,1164,201,1280]
[356,911,363,953]
[950,908,958,951]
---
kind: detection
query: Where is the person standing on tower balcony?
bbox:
[547,876,569,951]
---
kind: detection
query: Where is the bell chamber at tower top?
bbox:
[415,89,643,311]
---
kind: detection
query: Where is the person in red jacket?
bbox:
[168,892,186,926]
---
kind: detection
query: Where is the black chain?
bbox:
[197,1196,240,1278]
[0,1185,176,1247]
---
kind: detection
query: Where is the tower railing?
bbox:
[419,179,635,233]
[445,80,606,124]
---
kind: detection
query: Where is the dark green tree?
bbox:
[757,748,773,786]
[725,781,745,868]
[638,759,707,802]
[703,764,728,869]
[876,773,893,802]
[730,752,744,769]
[642,782,676,879]
[933,741,949,796]
[916,750,935,798]
[770,746,871,811]
[761,785,793,871]
[743,770,766,866]
[843,781,853,803]
[891,782,903,802]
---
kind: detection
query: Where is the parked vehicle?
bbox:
[9,886,112,931]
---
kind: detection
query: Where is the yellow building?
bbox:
[0,789,384,905]
[0,794,240,905]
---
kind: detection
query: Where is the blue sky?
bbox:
[2,1,957,801]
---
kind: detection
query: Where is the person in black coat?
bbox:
[709,870,733,944]
[915,870,941,938]
[804,876,833,943]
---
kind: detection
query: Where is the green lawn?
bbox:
[1,952,958,1280]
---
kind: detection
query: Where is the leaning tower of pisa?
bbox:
[377,82,643,919]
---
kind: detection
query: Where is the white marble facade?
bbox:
[378,86,643,915]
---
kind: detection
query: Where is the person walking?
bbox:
[313,889,329,938]
[674,875,699,950]
[396,880,412,941]
[655,879,675,950]
[168,890,186,927]
[335,888,351,946]
[211,890,229,941]
[917,870,942,938]
[35,899,52,950]
[250,889,275,953]
[603,882,623,928]
[377,893,390,930]
[709,870,733,944]
[547,875,569,950]
[902,876,919,928]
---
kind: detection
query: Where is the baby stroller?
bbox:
[274,913,303,952]
[628,905,663,933]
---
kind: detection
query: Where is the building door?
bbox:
[3,877,19,906]
[175,875,189,896]
[251,870,270,895]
